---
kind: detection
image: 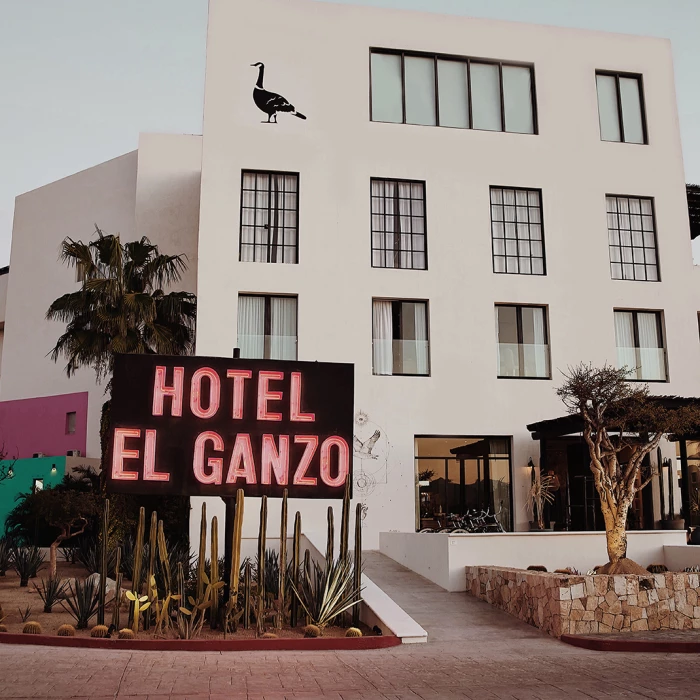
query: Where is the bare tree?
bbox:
[557,364,700,574]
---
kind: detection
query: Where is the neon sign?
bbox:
[106,355,354,499]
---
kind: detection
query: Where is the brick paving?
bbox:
[1,552,699,699]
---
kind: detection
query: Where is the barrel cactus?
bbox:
[345,627,362,638]
[303,624,321,638]
[118,628,135,640]
[23,621,42,634]
[57,624,76,637]
[261,632,278,639]
[647,563,668,574]
[0,624,7,633]
[90,624,109,638]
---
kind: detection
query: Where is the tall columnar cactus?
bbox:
[256,496,268,635]
[97,498,110,625]
[111,546,123,631]
[243,559,251,629]
[210,516,219,630]
[144,511,158,630]
[277,489,288,629]
[340,480,350,561]
[353,502,363,626]
[156,521,171,596]
[326,506,334,567]
[197,502,207,601]
[132,507,146,595]
[290,511,301,627]
[225,489,244,633]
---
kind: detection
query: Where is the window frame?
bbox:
[370,177,428,270]
[490,185,546,275]
[372,297,431,377]
[369,48,538,134]
[495,303,551,380]
[237,293,299,360]
[606,193,660,282]
[65,411,77,435]
[613,308,667,383]
[595,70,648,145]
[239,169,300,265]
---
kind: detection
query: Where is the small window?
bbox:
[33,479,43,493]
[65,411,76,435]
[614,310,667,381]
[607,195,659,281]
[596,72,646,144]
[372,299,429,376]
[240,171,298,264]
[237,294,297,360]
[491,187,545,275]
[496,305,550,379]
[371,179,427,270]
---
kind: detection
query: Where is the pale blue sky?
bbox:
[1,0,698,266]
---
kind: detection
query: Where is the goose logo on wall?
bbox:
[251,62,307,123]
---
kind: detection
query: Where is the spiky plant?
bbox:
[261,632,278,639]
[12,546,45,586]
[0,625,8,633]
[345,627,362,637]
[303,624,321,638]
[90,624,109,638]
[18,605,32,623]
[0,537,11,576]
[118,628,135,640]
[57,624,76,637]
[23,621,42,634]
[62,578,100,629]
[34,576,69,613]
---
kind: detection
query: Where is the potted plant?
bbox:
[526,472,555,531]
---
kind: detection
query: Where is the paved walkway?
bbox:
[1,552,700,699]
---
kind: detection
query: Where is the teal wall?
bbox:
[0,457,66,533]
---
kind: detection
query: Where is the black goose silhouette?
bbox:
[251,62,306,123]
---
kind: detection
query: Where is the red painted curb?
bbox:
[561,634,700,654]
[0,632,400,652]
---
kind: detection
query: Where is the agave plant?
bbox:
[18,605,32,623]
[0,537,11,576]
[289,557,363,632]
[12,546,45,586]
[34,576,69,613]
[61,577,100,629]
[75,535,117,576]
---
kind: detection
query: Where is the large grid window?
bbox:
[607,195,658,281]
[490,187,545,275]
[596,72,647,144]
[240,171,298,264]
[237,294,297,360]
[372,299,429,376]
[371,179,426,269]
[370,49,536,134]
[496,305,550,379]
[614,310,667,381]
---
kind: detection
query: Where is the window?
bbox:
[240,171,298,264]
[371,179,427,269]
[596,72,646,144]
[237,295,297,360]
[496,305,550,378]
[614,310,667,381]
[491,187,545,275]
[606,195,658,281]
[32,479,43,493]
[65,411,76,435]
[372,299,429,376]
[370,49,536,134]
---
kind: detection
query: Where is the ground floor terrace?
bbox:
[1,552,699,699]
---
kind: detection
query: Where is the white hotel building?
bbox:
[2,0,700,556]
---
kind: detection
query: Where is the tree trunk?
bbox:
[606,515,628,564]
[49,542,59,579]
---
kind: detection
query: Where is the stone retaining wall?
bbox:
[466,566,700,637]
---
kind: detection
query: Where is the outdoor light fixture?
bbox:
[7,466,13,478]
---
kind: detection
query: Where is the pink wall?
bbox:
[0,392,88,459]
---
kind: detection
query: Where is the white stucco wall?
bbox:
[194,0,700,549]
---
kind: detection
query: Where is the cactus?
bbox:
[345,627,362,638]
[277,489,288,629]
[57,624,75,637]
[527,565,547,572]
[210,516,219,630]
[647,563,668,574]
[261,632,278,639]
[326,506,334,567]
[23,621,42,634]
[118,628,135,640]
[90,624,109,638]
[352,502,362,627]
[256,496,268,636]
[132,507,146,595]
[303,623,320,638]
[125,590,151,633]
[225,489,244,634]
[144,511,158,630]
[243,560,251,630]
[97,499,110,626]
[111,546,123,631]
[0,625,8,633]
[290,511,301,627]
[156,520,172,596]
[340,480,351,561]
[197,502,207,601]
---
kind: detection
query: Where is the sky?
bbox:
[1,0,699,267]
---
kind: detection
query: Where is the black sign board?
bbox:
[107,354,354,499]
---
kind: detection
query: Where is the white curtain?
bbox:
[238,296,265,359]
[270,297,297,360]
[414,303,429,375]
[637,312,664,380]
[372,301,393,375]
[614,311,637,377]
[532,307,548,378]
